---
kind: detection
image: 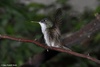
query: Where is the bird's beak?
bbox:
[31,21,38,23]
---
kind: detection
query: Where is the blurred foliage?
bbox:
[0,0,100,67]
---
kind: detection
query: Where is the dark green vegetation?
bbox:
[0,0,100,67]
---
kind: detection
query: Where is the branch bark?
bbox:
[63,14,100,47]
[0,34,100,65]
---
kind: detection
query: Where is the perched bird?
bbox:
[38,8,70,50]
[38,18,61,47]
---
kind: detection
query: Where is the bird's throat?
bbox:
[39,22,51,46]
[39,22,61,47]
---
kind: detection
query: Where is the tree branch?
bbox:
[63,14,100,47]
[0,34,100,64]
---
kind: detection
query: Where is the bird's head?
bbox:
[39,18,53,28]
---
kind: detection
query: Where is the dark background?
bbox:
[0,0,100,67]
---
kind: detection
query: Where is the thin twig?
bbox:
[0,34,100,64]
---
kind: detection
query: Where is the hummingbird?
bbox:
[38,18,61,48]
[37,8,70,50]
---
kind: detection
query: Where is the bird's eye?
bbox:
[40,18,48,23]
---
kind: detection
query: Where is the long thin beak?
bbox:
[31,21,38,23]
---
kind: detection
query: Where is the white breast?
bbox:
[39,22,51,46]
[39,22,60,47]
